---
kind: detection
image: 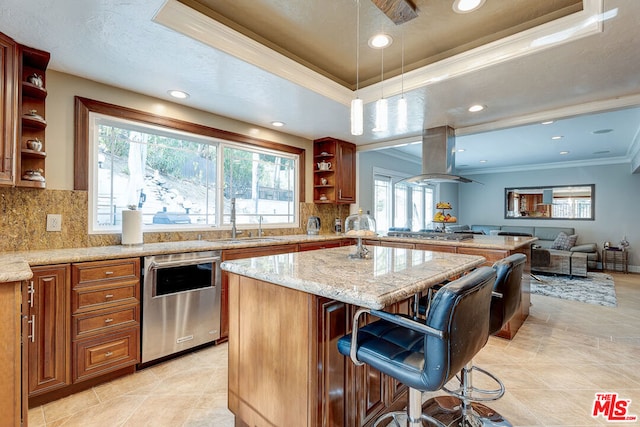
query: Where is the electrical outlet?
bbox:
[46,214,62,232]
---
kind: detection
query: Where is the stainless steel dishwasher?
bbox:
[141,251,221,363]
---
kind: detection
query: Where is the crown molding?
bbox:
[154,0,604,106]
[153,0,353,105]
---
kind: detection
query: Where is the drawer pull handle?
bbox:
[105,351,113,357]
[27,314,35,343]
[105,294,114,299]
[104,271,114,276]
[104,318,114,323]
[28,281,35,308]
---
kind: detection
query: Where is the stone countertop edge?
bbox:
[221,246,486,309]
[0,234,344,283]
[0,234,534,285]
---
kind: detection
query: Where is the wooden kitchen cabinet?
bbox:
[220,244,297,340]
[71,258,140,382]
[298,239,351,252]
[0,279,25,426]
[0,31,18,186]
[229,274,413,427]
[313,137,356,204]
[17,45,49,188]
[26,265,71,397]
[0,31,49,188]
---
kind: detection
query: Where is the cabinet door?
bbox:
[336,141,356,203]
[28,265,71,396]
[220,244,297,339]
[0,32,17,186]
[316,298,350,426]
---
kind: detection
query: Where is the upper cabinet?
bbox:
[17,45,49,188]
[313,137,356,204]
[0,32,18,186]
[0,31,49,188]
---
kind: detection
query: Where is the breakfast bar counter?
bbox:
[221,246,485,427]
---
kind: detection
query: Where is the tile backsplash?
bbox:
[0,188,351,252]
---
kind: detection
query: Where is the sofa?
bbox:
[447,224,598,273]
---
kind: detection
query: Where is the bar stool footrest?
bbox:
[423,396,512,427]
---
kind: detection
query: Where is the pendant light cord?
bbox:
[401,27,405,97]
[355,0,360,95]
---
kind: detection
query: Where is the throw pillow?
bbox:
[551,232,578,250]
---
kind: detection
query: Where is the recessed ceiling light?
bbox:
[368,34,393,49]
[453,0,486,14]
[541,120,554,125]
[479,159,488,163]
[592,128,613,134]
[468,104,485,113]
[168,90,189,99]
[559,151,570,155]
[551,135,563,140]
[271,121,285,127]
[457,149,466,152]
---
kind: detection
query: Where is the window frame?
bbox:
[372,167,435,232]
[75,97,306,232]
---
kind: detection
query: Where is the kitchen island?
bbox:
[221,245,486,427]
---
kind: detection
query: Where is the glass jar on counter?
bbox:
[344,209,377,258]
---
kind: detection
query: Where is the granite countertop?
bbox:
[0,234,344,284]
[0,233,533,285]
[221,245,486,309]
[372,234,538,250]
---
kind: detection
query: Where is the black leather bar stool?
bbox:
[423,253,526,426]
[337,266,497,427]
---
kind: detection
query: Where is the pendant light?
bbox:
[397,27,407,131]
[373,46,388,132]
[350,0,363,136]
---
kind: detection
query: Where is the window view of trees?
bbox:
[91,115,297,232]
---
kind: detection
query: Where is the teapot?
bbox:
[317,161,331,171]
[27,74,43,88]
[26,138,43,151]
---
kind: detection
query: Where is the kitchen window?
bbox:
[373,170,433,232]
[75,97,303,234]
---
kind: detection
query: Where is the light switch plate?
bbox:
[46,214,62,232]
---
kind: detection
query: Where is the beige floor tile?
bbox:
[42,388,100,423]
[121,395,198,426]
[54,395,143,427]
[28,272,640,426]
[27,406,46,427]
[184,407,235,427]
[93,368,161,402]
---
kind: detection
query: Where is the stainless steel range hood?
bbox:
[403,126,477,185]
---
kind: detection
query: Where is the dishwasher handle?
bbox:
[147,257,220,272]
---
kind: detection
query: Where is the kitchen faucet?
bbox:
[230,198,243,238]
[258,215,263,237]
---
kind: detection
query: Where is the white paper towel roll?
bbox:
[122,209,143,245]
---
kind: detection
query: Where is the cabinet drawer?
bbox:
[73,304,139,339]
[74,328,139,382]
[72,258,140,286]
[72,282,138,313]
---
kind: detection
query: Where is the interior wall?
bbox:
[459,163,640,270]
[45,71,313,197]
[357,151,422,215]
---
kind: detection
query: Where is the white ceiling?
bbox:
[1,0,639,173]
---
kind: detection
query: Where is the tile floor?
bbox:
[28,272,640,426]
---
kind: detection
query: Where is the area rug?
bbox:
[530,272,617,307]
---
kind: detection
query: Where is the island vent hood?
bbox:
[402,126,478,185]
